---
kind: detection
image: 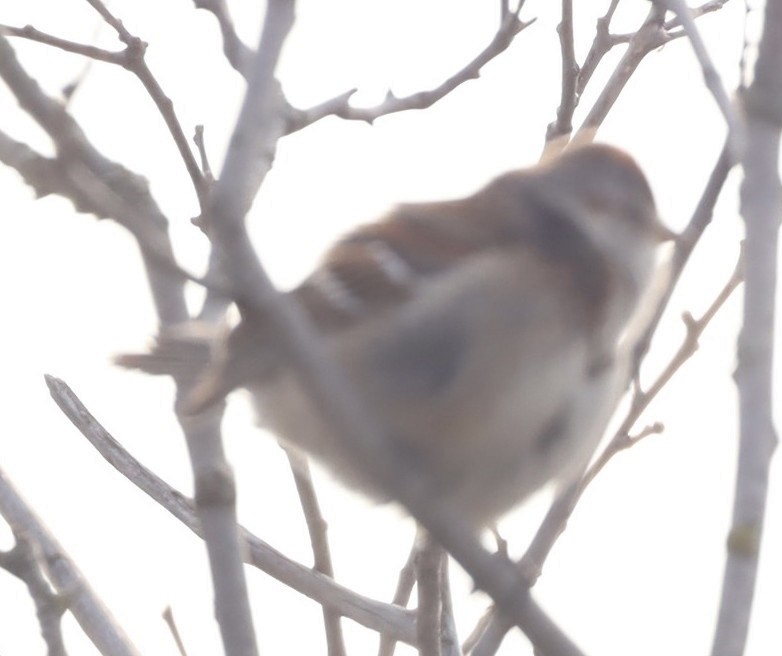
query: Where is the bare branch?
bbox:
[43,374,417,645]
[612,1,731,44]
[192,0,254,76]
[284,449,346,656]
[438,555,460,656]
[162,607,189,656]
[576,5,668,137]
[466,616,510,656]
[193,125,215,184]
[546,0,579,141]
[632,142,734,370]
[0,533,67,656]
[572,0,730,140]
[577,0,622,96]
[1,19,263,652]
[654,0,743,158]
[666,0,731,26]
[286,10,535,132]
[526,253,743,583]
[0,129,212,296]
[377,537,419,656]
[0,127,102,210]
[0,36,191,324]
[0,23,123,63]
[2,13,209,206]
[711,0,782,651]
[0,468,141,656]
[416,534,444,656]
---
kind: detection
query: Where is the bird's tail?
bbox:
[114,322,220,386]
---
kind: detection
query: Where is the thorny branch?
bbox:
[286,5,534,132]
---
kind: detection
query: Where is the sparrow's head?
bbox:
[538,143,674,292]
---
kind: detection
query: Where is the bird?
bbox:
[117,143,673,525]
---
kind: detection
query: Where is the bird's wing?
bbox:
[287,167,608,334]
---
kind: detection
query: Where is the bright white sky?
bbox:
[1,1,780,655]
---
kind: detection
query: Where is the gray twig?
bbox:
[284,449,346,656]
[43,374,417,645]
[0,468,141,656]
[286,7,534,132]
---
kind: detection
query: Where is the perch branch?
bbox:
[43,374,417,645]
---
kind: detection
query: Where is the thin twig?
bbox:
[654,0,743,159]
[378,537,420,656]
[286,7,534,132]
[577,0,623,96]
[2,11,209,207]
[83,0,209,205]
[162,607,189,656]
[193,125,215,184]
[526,252,743,582]
[548,0,730,152]
[192,0,254,76]
[284,449,347,656]
[0,36,190,324]
[632,142,734,371]
[576,5,668,137]
[546,0,579,141]
[0,533,67,656]
[462,607,502,655]
[43,374,417,646]
[0,468,141,656]
[0,23,123,63]
[612,0,731,43]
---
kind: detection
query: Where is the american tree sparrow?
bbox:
[118,144,673,524]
